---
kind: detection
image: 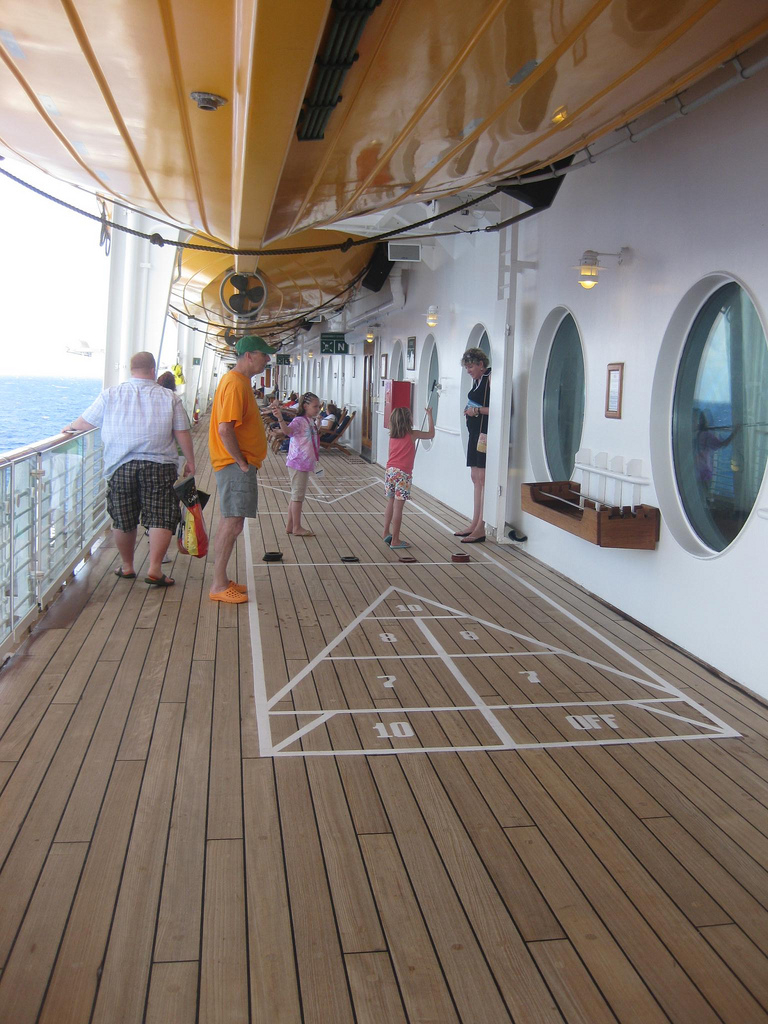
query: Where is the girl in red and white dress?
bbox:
[382,406,434,549]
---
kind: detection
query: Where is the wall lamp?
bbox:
[366,327,375,342]
[575,248,629,289]
[426,305,439,328]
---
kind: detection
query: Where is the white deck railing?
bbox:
[0,429,109,656]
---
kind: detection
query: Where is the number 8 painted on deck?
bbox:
[379,632,397,643]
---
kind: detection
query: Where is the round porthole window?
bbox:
[543,314,585,480]
[671,281,768,551]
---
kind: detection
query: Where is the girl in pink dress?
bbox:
[382,406,434,549]
[271,392,322,536]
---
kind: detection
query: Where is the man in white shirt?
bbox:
[65,351,195,586]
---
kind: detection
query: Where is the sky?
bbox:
[0,157,110,378]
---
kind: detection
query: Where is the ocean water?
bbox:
[0,376,102,456]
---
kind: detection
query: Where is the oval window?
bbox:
[543,314,585,480]
[672,282,768,551]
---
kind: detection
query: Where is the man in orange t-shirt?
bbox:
[208,335,275,603]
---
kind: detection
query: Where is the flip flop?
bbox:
[292,531,315,538]
[229,580,247,594]
[145,574,175,586]
[209,586,248,604]
[453,530,472,537]
[461,535,486,544]
[389,541,410,549]
[114,568,136,579]
[383,534,392,545]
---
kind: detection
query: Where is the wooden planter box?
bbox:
[521,481,660,550]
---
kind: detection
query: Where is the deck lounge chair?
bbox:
[319,410,355,454]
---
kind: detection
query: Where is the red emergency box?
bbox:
[383,379,413,428]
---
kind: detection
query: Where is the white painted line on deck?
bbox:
[256,511,423,516]
[244,524,275,756]
[255,560,483,567]
[270,732,733,757]
[269,696,687,715]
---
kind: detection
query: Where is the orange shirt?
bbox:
[208,370,267,471]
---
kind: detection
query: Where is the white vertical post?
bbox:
[610,456,624,505]
[627,459,643,508]
[487,209,520,538]
[595,452,608,506]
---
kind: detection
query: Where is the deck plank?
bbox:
[699,924,768,1012]
[207,628,243,840]
[529,939,624,1024]
[370,754,561,1024]
[146,962,199,1024]
[55,632,150,842]
[155,660,214,962]
[243,757,302,1024]
[275,757,356,1024]
[0,661,116,965]
[90,704,184,1024]
[0,842,87,1024]
[360,832,461,1024]
[38,761,144,1024]
[346,951,409,1024]
[501,753,759,1024]
[505,824,669,1024]
[199,839,249,1024]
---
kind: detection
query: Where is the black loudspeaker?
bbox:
[361,243,394,292]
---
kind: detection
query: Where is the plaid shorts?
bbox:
[107,460,180,532]
[384,466,412,501]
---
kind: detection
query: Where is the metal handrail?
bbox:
[0,429,82,467]
[0,428,109,655]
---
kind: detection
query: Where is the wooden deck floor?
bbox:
[2,421,768,1024]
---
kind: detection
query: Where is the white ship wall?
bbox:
[365,69,768,699]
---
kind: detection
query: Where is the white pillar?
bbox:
[101,208,181,386]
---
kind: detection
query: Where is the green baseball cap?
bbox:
[234,335,276,356]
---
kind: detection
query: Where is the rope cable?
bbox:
[0,160,505,256]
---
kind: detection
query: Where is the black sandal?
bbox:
[145,574,175,587]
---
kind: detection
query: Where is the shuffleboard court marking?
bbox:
[259,479,380,504]
[247,470,740,757]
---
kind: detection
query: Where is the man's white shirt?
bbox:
[82,378,189,479]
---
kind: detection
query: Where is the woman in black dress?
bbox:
[456,347,491,543]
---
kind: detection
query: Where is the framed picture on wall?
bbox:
[380,353,389,379]
[406,336,416,371]
[605,362,624,418]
